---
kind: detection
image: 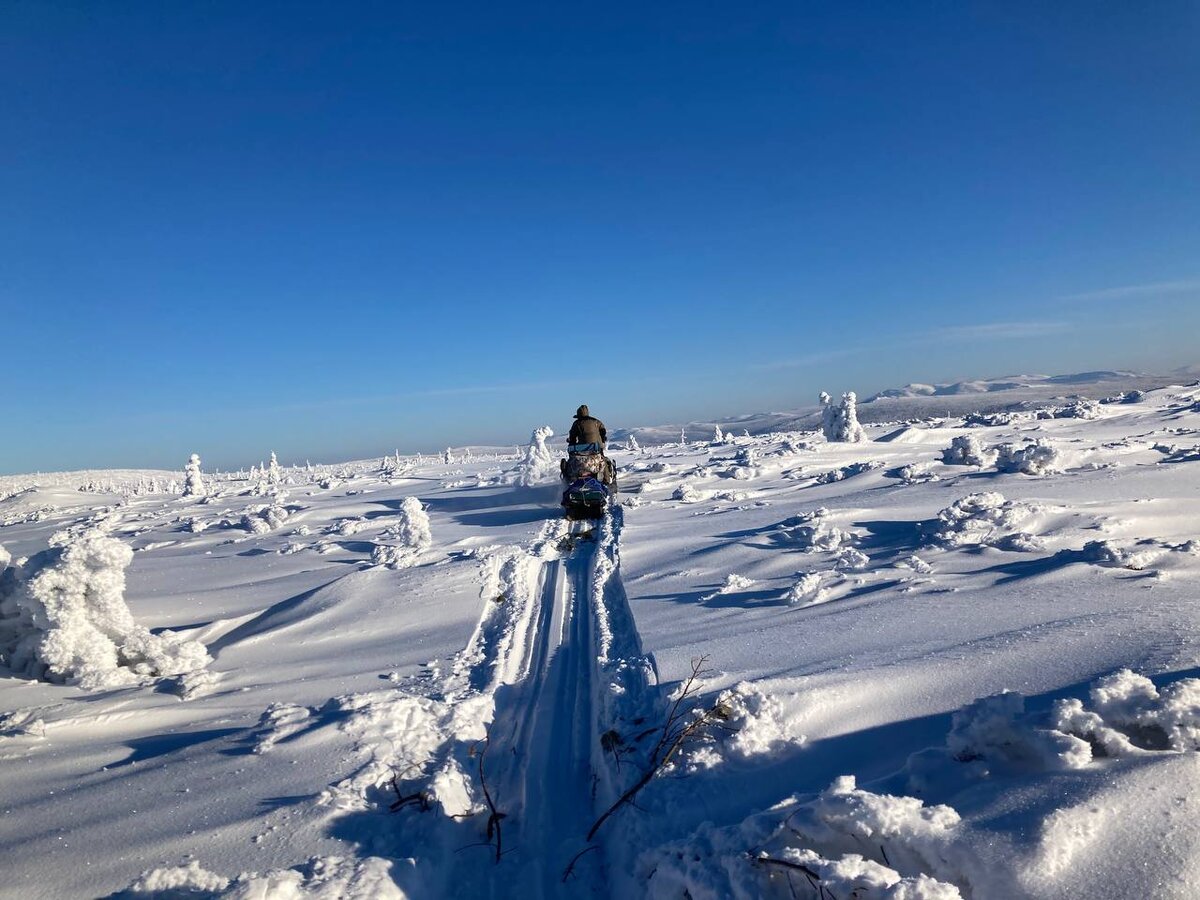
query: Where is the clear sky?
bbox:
[3,2,1198,474]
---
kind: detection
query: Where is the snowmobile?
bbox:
[560,442,617,520]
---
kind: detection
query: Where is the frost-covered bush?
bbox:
[1081,540,1161,570]
[241,502,289,534]
[182,453,206,497]
[0,533,210,690]
[930,492,1036,548]
[995,440,1063,475]
[940,435,995,467]
[372,496,432,569]
[517,426,555,487]
[820,391,866,443]
[774,509,852,551]
[947,692,1091,770]
[1047,399,1101,420]
[784,572,828,606]
[815,460,881,484]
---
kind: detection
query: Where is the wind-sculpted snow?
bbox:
[994,439,1064,475]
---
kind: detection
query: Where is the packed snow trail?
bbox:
[482,520,607,898]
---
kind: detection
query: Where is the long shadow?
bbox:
[421,486,547,515]
[451,507,556,528]
[978,549,1088,584]
[208,576,346,655]
[854,518,930,557]
[108,727,243,769]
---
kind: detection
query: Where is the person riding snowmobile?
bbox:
[561,405,616,488]
[568,405,607,448]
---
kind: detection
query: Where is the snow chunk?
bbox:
[124,859,229,894]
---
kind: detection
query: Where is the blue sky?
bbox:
[3,2,1198,474]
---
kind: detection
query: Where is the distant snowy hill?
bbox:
[614,367,1198,446]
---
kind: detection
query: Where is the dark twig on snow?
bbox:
[584,655,725,843]
[753,855,833,899]
[476,736,506,864]
[561,844,600,882]
[388,773,431,813]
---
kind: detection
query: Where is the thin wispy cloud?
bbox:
[931,321,1070,341]
[1059,279,1200,303]
[752,348,866,371]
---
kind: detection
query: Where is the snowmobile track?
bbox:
[483,518,607,899]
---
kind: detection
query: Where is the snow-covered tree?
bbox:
[266,452,282,485]
[442,448,453,465]
[518,426,555,486]
[182,454,206,497]
[680,427,687,445]
[628,434,641,453]
[820,391,866,443]
[713,425,725,444]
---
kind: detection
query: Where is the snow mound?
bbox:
[940,435,996,467]
[995,440,1064,475]
[0,533,210,690]
[121,855,405,899]
[930,492,1037,548]
[784,572,829,605]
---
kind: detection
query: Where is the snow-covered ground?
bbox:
[2,382,1200,899]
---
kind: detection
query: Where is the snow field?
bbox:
[0,383,1198,897]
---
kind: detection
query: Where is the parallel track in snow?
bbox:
[484,518,606,899]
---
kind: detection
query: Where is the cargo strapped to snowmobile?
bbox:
[568,442,603,455]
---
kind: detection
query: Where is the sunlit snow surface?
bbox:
[1,383,1199,899]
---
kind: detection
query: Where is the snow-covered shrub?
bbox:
[700,574,755,602]
[241,502,289,534]
[1060,669,1200,752]
[371,496,432,569]
[815,460,880,484]
[628,434,641,453]
[1048,399,1101,419]
[836,547,870,570]
[0,533,210,690]
[784,572,828,605]
[820,391,866,443]
[517,426,555,487]
[930,492,1036,548]
[1081,540,1162,570]
[963,411,1015,427]
[946,692,1091,770]
[182,453,206,497]
[994,440,1063,475]
[940,435,995,467]
[774,509,852,551]
[712,425,725,444]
